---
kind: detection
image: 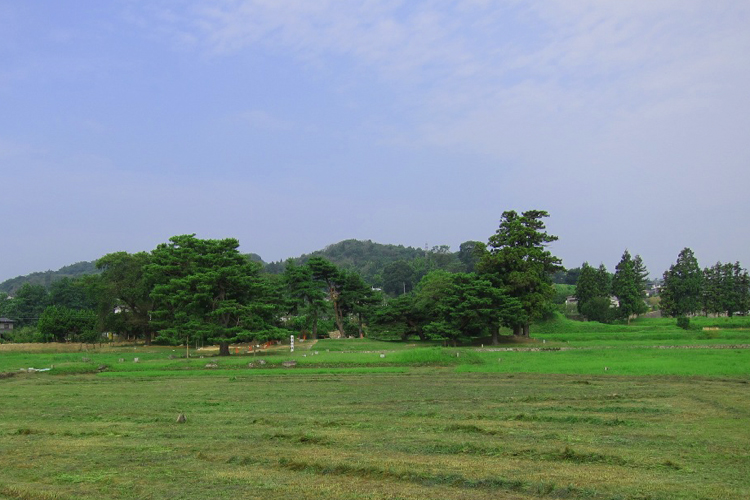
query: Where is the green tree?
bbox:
[633,255,649,296]
[147,235,275,356]
[478,210,562,337]
[382,260,415,296]
[4,283,49,327]
[283,260,328,339]
[49,277,96,310]
[307,257,348,338]
[575,262,614,322]
[372,293,429,341]
[339,270,382,338]
[612,250,648,323]
[457,241,485,273]
[661,248,703,318]
[702,261,750,317]
[96,252,155,344]
[38,305,97,343]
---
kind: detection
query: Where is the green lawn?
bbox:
[1,320,749,499]
[1,370,749,500]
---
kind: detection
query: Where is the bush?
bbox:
[579,297,615,324]
[7,326,46,343]
[676,316,690,330]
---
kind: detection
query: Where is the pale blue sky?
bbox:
[2,1,749,282]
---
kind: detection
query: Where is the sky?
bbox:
[1,0,749,283]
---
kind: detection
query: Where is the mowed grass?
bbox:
[2,319,750,499]
[1,371,749,500]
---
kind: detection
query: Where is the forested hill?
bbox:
[265,239,483,293]
[0,261,100,295]
[1,239,475,295]
[266,239,430,278]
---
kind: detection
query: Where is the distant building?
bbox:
[0,317,14,334]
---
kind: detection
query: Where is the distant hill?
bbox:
[0,261,100,295]
[0,239,475,294]
[265,239,467,285]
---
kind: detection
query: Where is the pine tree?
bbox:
[661,248,703,318]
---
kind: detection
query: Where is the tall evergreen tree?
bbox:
[661,248,703,318]
[478,210,562,337]
[612,251,648,323]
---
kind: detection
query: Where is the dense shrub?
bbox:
[676,316,691,330]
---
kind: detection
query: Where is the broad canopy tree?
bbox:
[146,235,277,356]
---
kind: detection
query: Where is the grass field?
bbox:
[1,319,749,499]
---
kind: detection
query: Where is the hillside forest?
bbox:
[1,210,748,352]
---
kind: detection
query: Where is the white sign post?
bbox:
[290,335,295,353]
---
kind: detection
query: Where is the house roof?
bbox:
[0,317,15,323]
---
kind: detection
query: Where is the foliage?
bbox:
[147,235,278,355]
[552,266,582,285]
[3,326,45,343]
[49,277,97,310]
[0,261,99,295]
[2,283,50,327]
[676,316,691,330]
[381,260,415,296]
[457,241,485,273]
[283,260,328,339]
[661,248,704,317]
[96,252,155,343]
[478,210,562,336]
[574,262,612,321]
[611,250,648,323]
[578,296,615,324]
[37,305,98,343]
[702,261,750,317]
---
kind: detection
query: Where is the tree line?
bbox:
[0,210,563,351]
[3,212,747,349]
[574,247,749,324]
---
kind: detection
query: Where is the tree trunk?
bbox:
[143,331,152,346]
[522,324,530,337]
[219,342,230,356]
[491,326,500,345]
[512,324,523,336]
[332,298,345,338]
[312,315,318,340]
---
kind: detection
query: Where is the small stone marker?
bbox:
[119,358,124,363]
[258,359,267,366]
[176,414,187,423]
[282,360,297,368]
[205,363,218,369]
[133,357,140,363]
[248,362,256,368]
[380,354,385,358]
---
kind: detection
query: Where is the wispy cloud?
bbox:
[237,109,295,132]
